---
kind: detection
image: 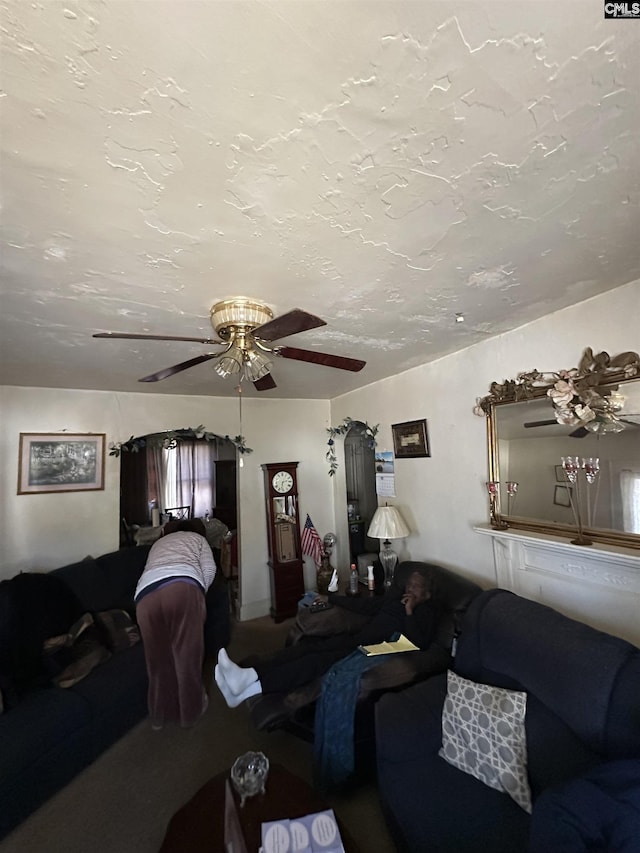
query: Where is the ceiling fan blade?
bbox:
[94,331,221,345]
[252,309,327,342]
[569,427,589,438]
[139,354,218,383]
[253,373,277,391]
[277,346,366,372]
[523,419,588,438]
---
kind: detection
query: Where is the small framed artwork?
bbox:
[392,419,430,459]
[555,464,566,483]
[18,433,106,494]
[553,484,572,508]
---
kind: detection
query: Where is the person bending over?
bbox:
[135,518,216,729]
[215,570,436,708]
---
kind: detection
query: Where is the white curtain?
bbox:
[161,440,217,519]
[147,445,166,518]
[620,469,640,534]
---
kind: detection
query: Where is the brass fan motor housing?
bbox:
[210,298,274,343]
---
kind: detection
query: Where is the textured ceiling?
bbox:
[1,0,639,399]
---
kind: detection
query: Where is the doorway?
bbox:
[344,422,378,565]
[119,435,237,530]
[118,433,239,607]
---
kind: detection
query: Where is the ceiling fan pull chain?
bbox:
[237,383,244,468]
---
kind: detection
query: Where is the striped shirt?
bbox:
[134,531,217,600]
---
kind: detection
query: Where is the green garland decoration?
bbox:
[109,426,252,458]
[326,417,379,476]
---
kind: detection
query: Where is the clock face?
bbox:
[272,470,294,494]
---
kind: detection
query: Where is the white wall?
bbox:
[329,280,640,589]
[0,386,333,619]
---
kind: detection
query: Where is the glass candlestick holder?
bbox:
[582,457,600,528]
[486,481,508,530]
[561,456,592,546]
[505,481,519,516]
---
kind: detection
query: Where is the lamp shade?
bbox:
[367,506,410,540]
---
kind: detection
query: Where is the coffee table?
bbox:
[159,763,359,852]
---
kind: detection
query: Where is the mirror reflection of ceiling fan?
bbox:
[524,414,640,439]
[94,297,366,391]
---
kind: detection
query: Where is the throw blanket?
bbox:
[313,648,390,791]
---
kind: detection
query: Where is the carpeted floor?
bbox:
[0,615,397,852]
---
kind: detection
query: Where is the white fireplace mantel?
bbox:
[474,524,640,647]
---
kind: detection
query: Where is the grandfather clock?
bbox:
[261,462,304,622]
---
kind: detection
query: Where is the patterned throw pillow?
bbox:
[439,670,532,813]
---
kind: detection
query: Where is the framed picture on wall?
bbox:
[553,484,572,508]
[555,465,566,483]
[18,433,106,494]
[392,419,430,459]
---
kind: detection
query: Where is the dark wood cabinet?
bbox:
[261,462,304,622]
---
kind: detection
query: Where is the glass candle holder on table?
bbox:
[230,751,269,807]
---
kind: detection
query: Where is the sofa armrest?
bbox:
[359,645,450,702]
[528,759,640,853]
[286,602,371,645]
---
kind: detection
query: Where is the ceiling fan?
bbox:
[524,420,592,439]
[93,297,366,391]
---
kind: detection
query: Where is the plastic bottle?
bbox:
[367,564,375,591]
[349,563,358,595]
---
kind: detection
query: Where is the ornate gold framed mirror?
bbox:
[476,348,640,549]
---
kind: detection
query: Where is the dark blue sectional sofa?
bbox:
[0,545,230,840]
[375,588,640,853]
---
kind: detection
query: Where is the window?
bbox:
[620,469,640,534]
[162,440,217,519]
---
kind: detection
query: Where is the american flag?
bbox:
[301,514,323,567]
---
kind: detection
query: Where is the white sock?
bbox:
[217,647,237,675]
[216,649,258,695]
[215,664,262,708]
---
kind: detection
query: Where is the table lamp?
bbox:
[367,505,410,588]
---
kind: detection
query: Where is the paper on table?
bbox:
[358,634,420,656]
[261,809,345,853]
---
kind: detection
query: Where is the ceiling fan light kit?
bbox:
[213,346,243,379]
[243,348,273,381]
[211,299,275,379]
